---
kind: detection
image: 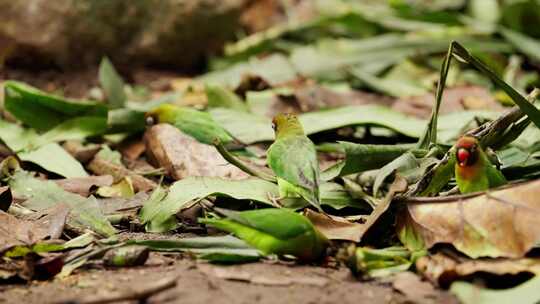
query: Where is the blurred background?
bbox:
[0,0,539,108]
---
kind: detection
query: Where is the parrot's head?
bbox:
[455,136,480,167]
[272,113,305,138]
[145,103,178,126]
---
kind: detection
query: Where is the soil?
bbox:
[0,254,457,304]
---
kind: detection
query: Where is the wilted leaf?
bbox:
[9,171,116,237]
[0,204,69,254]
[451,276,540,304]
[144,124,248,180]
[304,209,365,242]
[88,154,156,192]
[417,252,540,287]
[18,143,88,178]
[139,177,279,232]
[99,57,127,108]
[55,175,114,197]
[398,179,540,258]
[96,177,135,198]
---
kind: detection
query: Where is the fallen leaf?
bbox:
[416,252,540,287]
[18,143,89,178]
[398,180,540,258]
[9,171,116,237]
[96,177,135,198]
[119,140,146,161]
[88,154,156,192]
[139,177,279,232]
[392,271,439,304]
[0,204,69,254]
[54,175,113,197]
[144,124,248,180]
[304,209,365,242]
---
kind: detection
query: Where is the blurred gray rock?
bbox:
[0,0,246,69]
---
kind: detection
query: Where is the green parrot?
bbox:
[455,136,507,194]
[145,103,235,145]
[267,114,322,210]
[199,208,329,262]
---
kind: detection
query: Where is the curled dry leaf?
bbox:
[0,186,12,211]
[144,124,248,180]
[54,175,114,197]
[416,252,540,287]
[304,209,365,242]
[398,180,540,258]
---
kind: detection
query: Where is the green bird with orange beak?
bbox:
[455,136,507,194]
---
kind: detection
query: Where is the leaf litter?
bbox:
[3,1,540,303]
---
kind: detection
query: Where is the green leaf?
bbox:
[3,81,107,131]
[201,54,297,88]
[451,276,540,304]
[210,108,274,144]
[205,85,249,112]
[18,143,88,178]
[99,57,127,108]
[129,235,262,263]
[39,116,107,144]
[339,142,421,176]
[139,177,279,232]
[9,171,116,236]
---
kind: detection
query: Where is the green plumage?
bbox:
[147,103,234,145]
[199,208,328,261]
[455,136,507,194]
[267,114,321,210]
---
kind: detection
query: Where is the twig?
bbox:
[58,276,178,304]
[214,141,276,182]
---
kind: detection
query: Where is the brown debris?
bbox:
[87,157,156,192]
[144,124,248,180]
[54,175,114,197]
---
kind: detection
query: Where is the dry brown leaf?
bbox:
[144,124,248,181]
[416,252,540,287]
[304,209,365,242]
[392,86,503,118]
[398,180,540,258]
[198,264,328,287]
[54,175,113,197]
[63,141,101,164]
[87,156,156,192]
[0,204,69,253]
[119,140,146,161]
[392,271,439,304]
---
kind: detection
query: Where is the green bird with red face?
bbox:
[455,136,507,194]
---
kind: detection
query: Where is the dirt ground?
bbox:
[0,254,457,304]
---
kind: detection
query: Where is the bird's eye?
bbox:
[271,122,276,130]
[457,148,470,165]
[145,115,156,126]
